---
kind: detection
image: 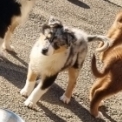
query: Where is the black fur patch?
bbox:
[0,0,21,38]
[73,54,79,69]
[61,47,74,70]
[41,74,58,90]
[64,29,76,46]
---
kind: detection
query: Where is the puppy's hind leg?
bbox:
[20,67,38,97]
[60,67,79,104]
[24,74,58,108]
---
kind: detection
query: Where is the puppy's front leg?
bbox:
[20,67,38,97]
[60,68,79,104]
[24,74,58,108]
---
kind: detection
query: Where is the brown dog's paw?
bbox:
[60,94,70,104]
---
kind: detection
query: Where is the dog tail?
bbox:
[87,35,112,52]
[91,54,110,77]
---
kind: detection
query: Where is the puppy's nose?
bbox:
[42,48,48,55]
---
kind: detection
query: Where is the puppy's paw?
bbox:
[20,88,30,97]
[60,94,70,104]
[96,111,104,119]
[24,100,35,109]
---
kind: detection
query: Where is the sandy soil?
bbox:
[0,0,122,122]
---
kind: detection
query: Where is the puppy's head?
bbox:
[40,17,76,56]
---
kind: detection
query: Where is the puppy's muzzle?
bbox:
[42,48,48,55]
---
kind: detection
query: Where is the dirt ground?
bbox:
[0,0,122,122]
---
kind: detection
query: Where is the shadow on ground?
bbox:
[37,84,105,122]
[103,0,122,7]
[68,0,90,9]
[100,106,117,122]
[0,55,27,89]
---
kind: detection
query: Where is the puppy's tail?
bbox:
[91,54,110,77]
[87,35,112,52]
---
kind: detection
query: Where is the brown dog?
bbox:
[90,11,122,118]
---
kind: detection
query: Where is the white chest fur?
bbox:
[29,41,70,77]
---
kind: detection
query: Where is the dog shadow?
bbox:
[0,56,27,89]
[67,0,90,9]
[7,51,28,67]
[99,106,117,122]
[37,83,105,122]
[38,103,66,122]
[103,0,122,7]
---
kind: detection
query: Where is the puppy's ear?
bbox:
[42,24,51,34]
[48,16,63,28]
[64,28,76,46]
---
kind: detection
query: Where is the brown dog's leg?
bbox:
[60,67,79,104]
[90,81,121,118]
[90,78,105,101]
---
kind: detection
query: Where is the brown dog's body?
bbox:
[90,11,122,118]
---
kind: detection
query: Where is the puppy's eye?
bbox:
[49,36,57,43]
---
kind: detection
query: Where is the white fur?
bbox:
[41,40,55,56]
[20,80,36,97]
[71,28,88,42]
[60,94,70,104]
[29,39,70,77]
[24,82,48,108]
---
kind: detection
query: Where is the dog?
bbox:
[20,17,110,108]
[0,0,36,53]
[90,11,122,118]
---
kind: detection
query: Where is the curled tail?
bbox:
[91,54,110,77]
[87,35,111,52]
